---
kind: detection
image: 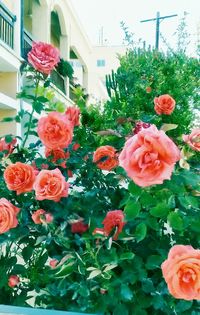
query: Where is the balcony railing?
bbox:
[22,29,33,59]
[22,29,66,95]
[50,69,66,95]
[0,1,16,49]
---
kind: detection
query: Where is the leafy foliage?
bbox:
[0,46,199,315]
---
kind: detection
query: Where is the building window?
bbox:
[97,59,106,67]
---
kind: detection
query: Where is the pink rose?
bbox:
[0,198,20,234]
[37,112,73,150]
[65,106,80,127]
[4,162,36,195]
[32,209,53,224]
[182,128,200,152]
[33,168,69,202]
[119,125,180,187]
[8,275,20,288]
[0,138,16,156]
[154,94,176,115]
[28,42,60,74]
[161,245,200,300]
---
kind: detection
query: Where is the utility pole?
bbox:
[140,12,178,50]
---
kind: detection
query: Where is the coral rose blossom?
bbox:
[37,112,73,150]
[0,198,20,234]
[154,94,176,115]
[4,162,36,194]
[8,275,20,288]
[182,128,200,152]
[161,245,200,300]
[93,146,118,171]
[65,106,80,127]
[0,137,16,156]
[73,143,80,151]
[119,125,180,187]
[71,221,88,234]
[49,259,59,268]
[94,210,125,240]
[28,42,60,74]
[32,209,53,224]
[45,148,70,168]
[33,169,69,202]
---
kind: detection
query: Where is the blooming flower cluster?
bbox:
[1,41,199,311]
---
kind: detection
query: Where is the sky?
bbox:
[70,0,200,54]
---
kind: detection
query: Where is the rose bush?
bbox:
[0,41,199,315]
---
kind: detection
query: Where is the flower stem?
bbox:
[22,76,40,148]
[22,107,35,148]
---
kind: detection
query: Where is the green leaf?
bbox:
[1,117,15,122]
[120,284,133,301]
[56,101,66,113]
[140,191,155,207]
[191,219,200,233]
[119,252,135,261]
[167,212,183,231]
[37,96,49,103]
[160,123,178,132]
[146,255,163,270]
[87,269,102,280]
[44,80,51,88]
[12,264,26,274]
[5,135,13,143]
[113,304,129,315]
[22,246,34,262]
[135,223,147,242]
[150,203,170,218]
[15,115,21,122]
[128,181,142,196]
[142,279,154,293]
[124,200,141,220]
[175,300,193,312]
[54,262,75,278]
[33,101,44,114]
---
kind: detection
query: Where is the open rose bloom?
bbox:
[162,245,200,300]
[0,198,20,234]
[93,145,118,171]
[154,94,176,115]
[119,125,180,187]
[33,168,69,202]
[37,112,73,150]
[182,128,200,152]
[28,42,60,74]
[94,210,125,240]
[32,209,53,224]
[4,162,36,195]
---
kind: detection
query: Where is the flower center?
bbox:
[180,269,196,283]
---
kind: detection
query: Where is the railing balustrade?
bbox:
[0,1,16,49]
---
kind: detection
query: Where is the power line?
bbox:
[140,12,178,49]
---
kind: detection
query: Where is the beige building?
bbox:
[0,0,126,138]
